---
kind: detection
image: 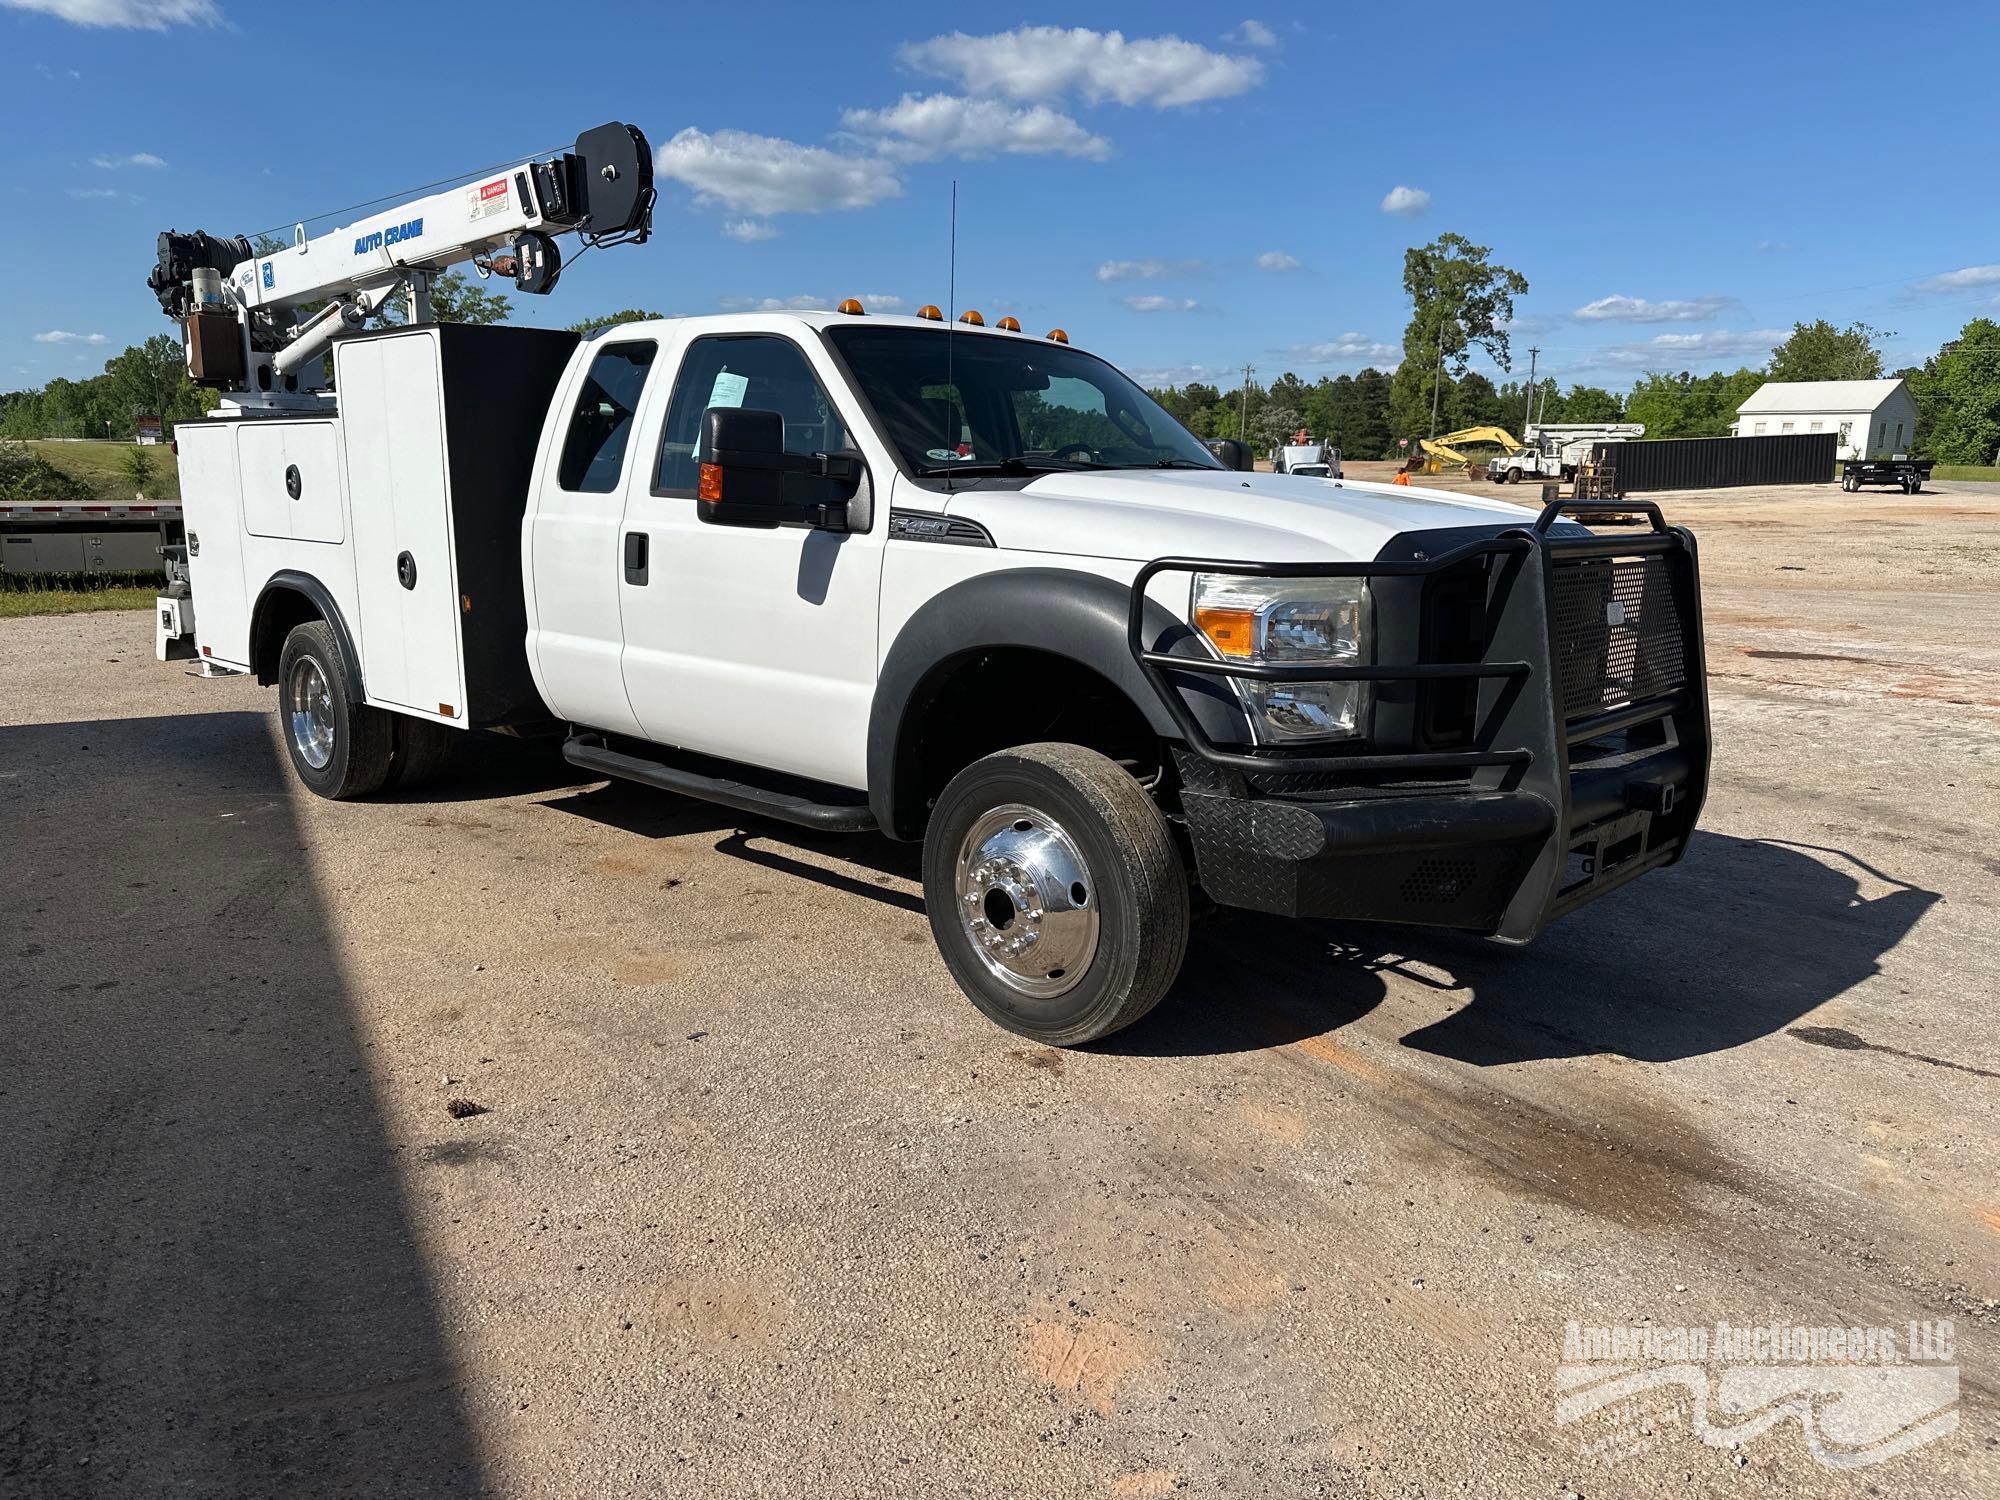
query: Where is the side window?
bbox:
[655,335,850,494]
[558,342,657,492]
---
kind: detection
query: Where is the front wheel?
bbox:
[923,743,1190,1046]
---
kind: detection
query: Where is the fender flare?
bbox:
[866,566,1246,837]
[250,570,364,695]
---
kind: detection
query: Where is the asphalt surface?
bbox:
[2,481,1996,1497]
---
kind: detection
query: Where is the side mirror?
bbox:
[1204,438,1254,471]
[697,407,861,529]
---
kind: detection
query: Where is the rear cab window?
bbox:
[557,341,657,492]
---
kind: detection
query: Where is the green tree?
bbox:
[1768,320,1889,382]
[567,308,666,335]
[1906,319,2000,464]
[1623,368,1765,438]
[121,443,156,494]
[1393,232,1530,439]
[423,269,511,326]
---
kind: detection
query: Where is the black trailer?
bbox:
[1841,458,1933,495]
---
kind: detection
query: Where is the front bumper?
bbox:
[1128,499,1710,942]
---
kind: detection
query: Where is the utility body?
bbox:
[149,122,1713,1044]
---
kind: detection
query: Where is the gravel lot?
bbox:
[3,481,1995,1497]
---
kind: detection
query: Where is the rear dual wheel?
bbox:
[923,743,1189,1047]
[278,621,454,799]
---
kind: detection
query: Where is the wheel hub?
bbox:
[955,803,1099,1000]
[288,656,336,771]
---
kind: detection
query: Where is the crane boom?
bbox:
[145,121,654,411]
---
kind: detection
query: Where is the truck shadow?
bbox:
[518,772,1938,1067]
[0,713,485,1495]
[1110,830,1939,1064]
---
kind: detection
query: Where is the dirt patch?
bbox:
[1018,1316,1151,1413]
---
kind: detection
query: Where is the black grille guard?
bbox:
[1125,499,1713,941]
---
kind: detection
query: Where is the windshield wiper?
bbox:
[1148,458,1220,470]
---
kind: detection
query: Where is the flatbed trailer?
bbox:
[1841,457,1933,494]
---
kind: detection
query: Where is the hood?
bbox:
[941,470,1538,563]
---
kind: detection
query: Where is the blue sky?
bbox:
[4,0,1995,394]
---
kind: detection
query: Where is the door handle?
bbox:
[623,530,649,585]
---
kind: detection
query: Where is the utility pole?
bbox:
[1238,363,1255,444]
[1523,346,1540,435]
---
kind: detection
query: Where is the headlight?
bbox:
[1192,574,1368,742]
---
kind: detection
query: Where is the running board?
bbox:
[563,735,878,833]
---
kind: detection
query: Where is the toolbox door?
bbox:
[338,331,466,721]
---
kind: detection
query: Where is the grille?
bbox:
[1549,556,1686,720]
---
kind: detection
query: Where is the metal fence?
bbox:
[1592,433,1838,495]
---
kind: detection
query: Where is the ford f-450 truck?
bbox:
[168,309,1708,1043]
[149,128,1710,1045]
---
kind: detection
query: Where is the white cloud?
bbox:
[1289,333,1401,367]
[1594,329,1786,368]
[1755,240,1794,254]
[65,187,125,199]
[721,219,777,242]
[718,293,907,314]
[1123,295,1197,313]
[2,0,218,27]
[1573,294,1733,323]
[840,93,1110,162]
[1127,363,1225,387]
[1913,264,2000,293]
[1380,185,1430,217]
[1225,19,1277,47]
[900,26,1263,109]
[719,294,831,312]
[1256,250,1300,272]
[1096,257,1203,282]
[655,128,902,217]
[90,151,165,168]
[34,329,107,343]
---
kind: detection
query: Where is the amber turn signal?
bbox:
[698,462,723,501]
[1194,605,1257,659]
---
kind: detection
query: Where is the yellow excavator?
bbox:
[1417,425,1521,476]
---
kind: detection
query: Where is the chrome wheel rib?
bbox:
[287,656,336,771]
[954,803,1099,1000]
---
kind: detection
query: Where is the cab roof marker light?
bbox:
[837,297,865,315]
[1047,327,1069,344]
[917,304,944,321]
[996,315,1021,331]
[958,309,984,326]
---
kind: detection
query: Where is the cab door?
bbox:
[615,330,885,789]
[524,338,660,738]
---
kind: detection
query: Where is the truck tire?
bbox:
[385,713,457,793]
[923,743,1189,1046]
[278,620,394,800]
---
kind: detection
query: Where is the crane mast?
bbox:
[145,121,654,413]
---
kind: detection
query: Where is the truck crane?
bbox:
[146,121,654,411]
[144,121,1711,1049]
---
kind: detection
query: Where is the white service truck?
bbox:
[1272,441,1340,479]
[1489,424,1646,484]
[149,122,1712,1045]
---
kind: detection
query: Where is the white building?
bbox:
[1730,378,1918,461]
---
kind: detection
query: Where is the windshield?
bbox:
[823,325,1221,476]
